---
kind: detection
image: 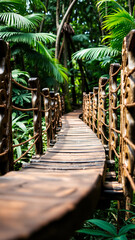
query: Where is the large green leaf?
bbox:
[16,122,27,132]
[87,219,117,236]
[113,236,127,240]
[13,138,22,158]
[119,224,135,235]
[78,228,113,237]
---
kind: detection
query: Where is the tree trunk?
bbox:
[55,0,77,59]
[56,0,60,31]
[69,35,87,96]
[67,36,76,104]
[128,0,134,15]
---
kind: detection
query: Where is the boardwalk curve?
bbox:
[0,110,106,240]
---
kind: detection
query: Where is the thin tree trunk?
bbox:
[63,33,68,68]
[39,14,45,33]
[58,38,64,61]
[69,35,87,96]
[67,35,76,104]
[56,0,60,31]
[55,0,77,59]
[39,1,48,33]
[128,0,134,15]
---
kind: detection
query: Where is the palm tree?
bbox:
[0,0,68,83]
[73,0,135,62]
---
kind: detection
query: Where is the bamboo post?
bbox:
[50,91,55,142]
[83,93,89,125]
[93,87,98,133]
[98,77,107,144]
[55,93,61,130]
[29,78,43,155]
[61,95,65,114]
[109,64,120,160]
[58,94,62,127]
[0,40,13,174]
[89,92,93,129]
[55,93,59,131]
[42,88,51,147]
[120,30,135,214]
[86,94,89,125]
[83,92,86,123]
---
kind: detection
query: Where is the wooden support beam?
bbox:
[0,40,13,174]
[29,78,43,155]
[109,64,120,161]
[50,91,55,141]
[121,30,135,216]
[42,88,51,147]
[89,92,93,129]
[98,77,108,145]
[93,87,98,134]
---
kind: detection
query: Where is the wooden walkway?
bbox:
[0,110,106,240]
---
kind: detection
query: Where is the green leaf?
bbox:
[16,122,27,132]
[77,229,113,237]
[12,69,30,79]
[87,219,117,236]
[113,235,127,240]
[12,113,26,125]
[13,139,22,158]
[119,224,135,235]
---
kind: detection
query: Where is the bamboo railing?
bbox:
[0,39,64,175]
[83,30,135,210]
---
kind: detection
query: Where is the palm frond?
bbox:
[96,0,123,17]
[103,9,135,31]
[0,32,56,46]
[27,0,46,12]
[0,0,25,12]
[25,14,44,28]
[26,48,68,83]
[35,42,68,82]
[102,8,135,50]
[72,46,120,60]
[0,12,36,30]
[72,34,89,42]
